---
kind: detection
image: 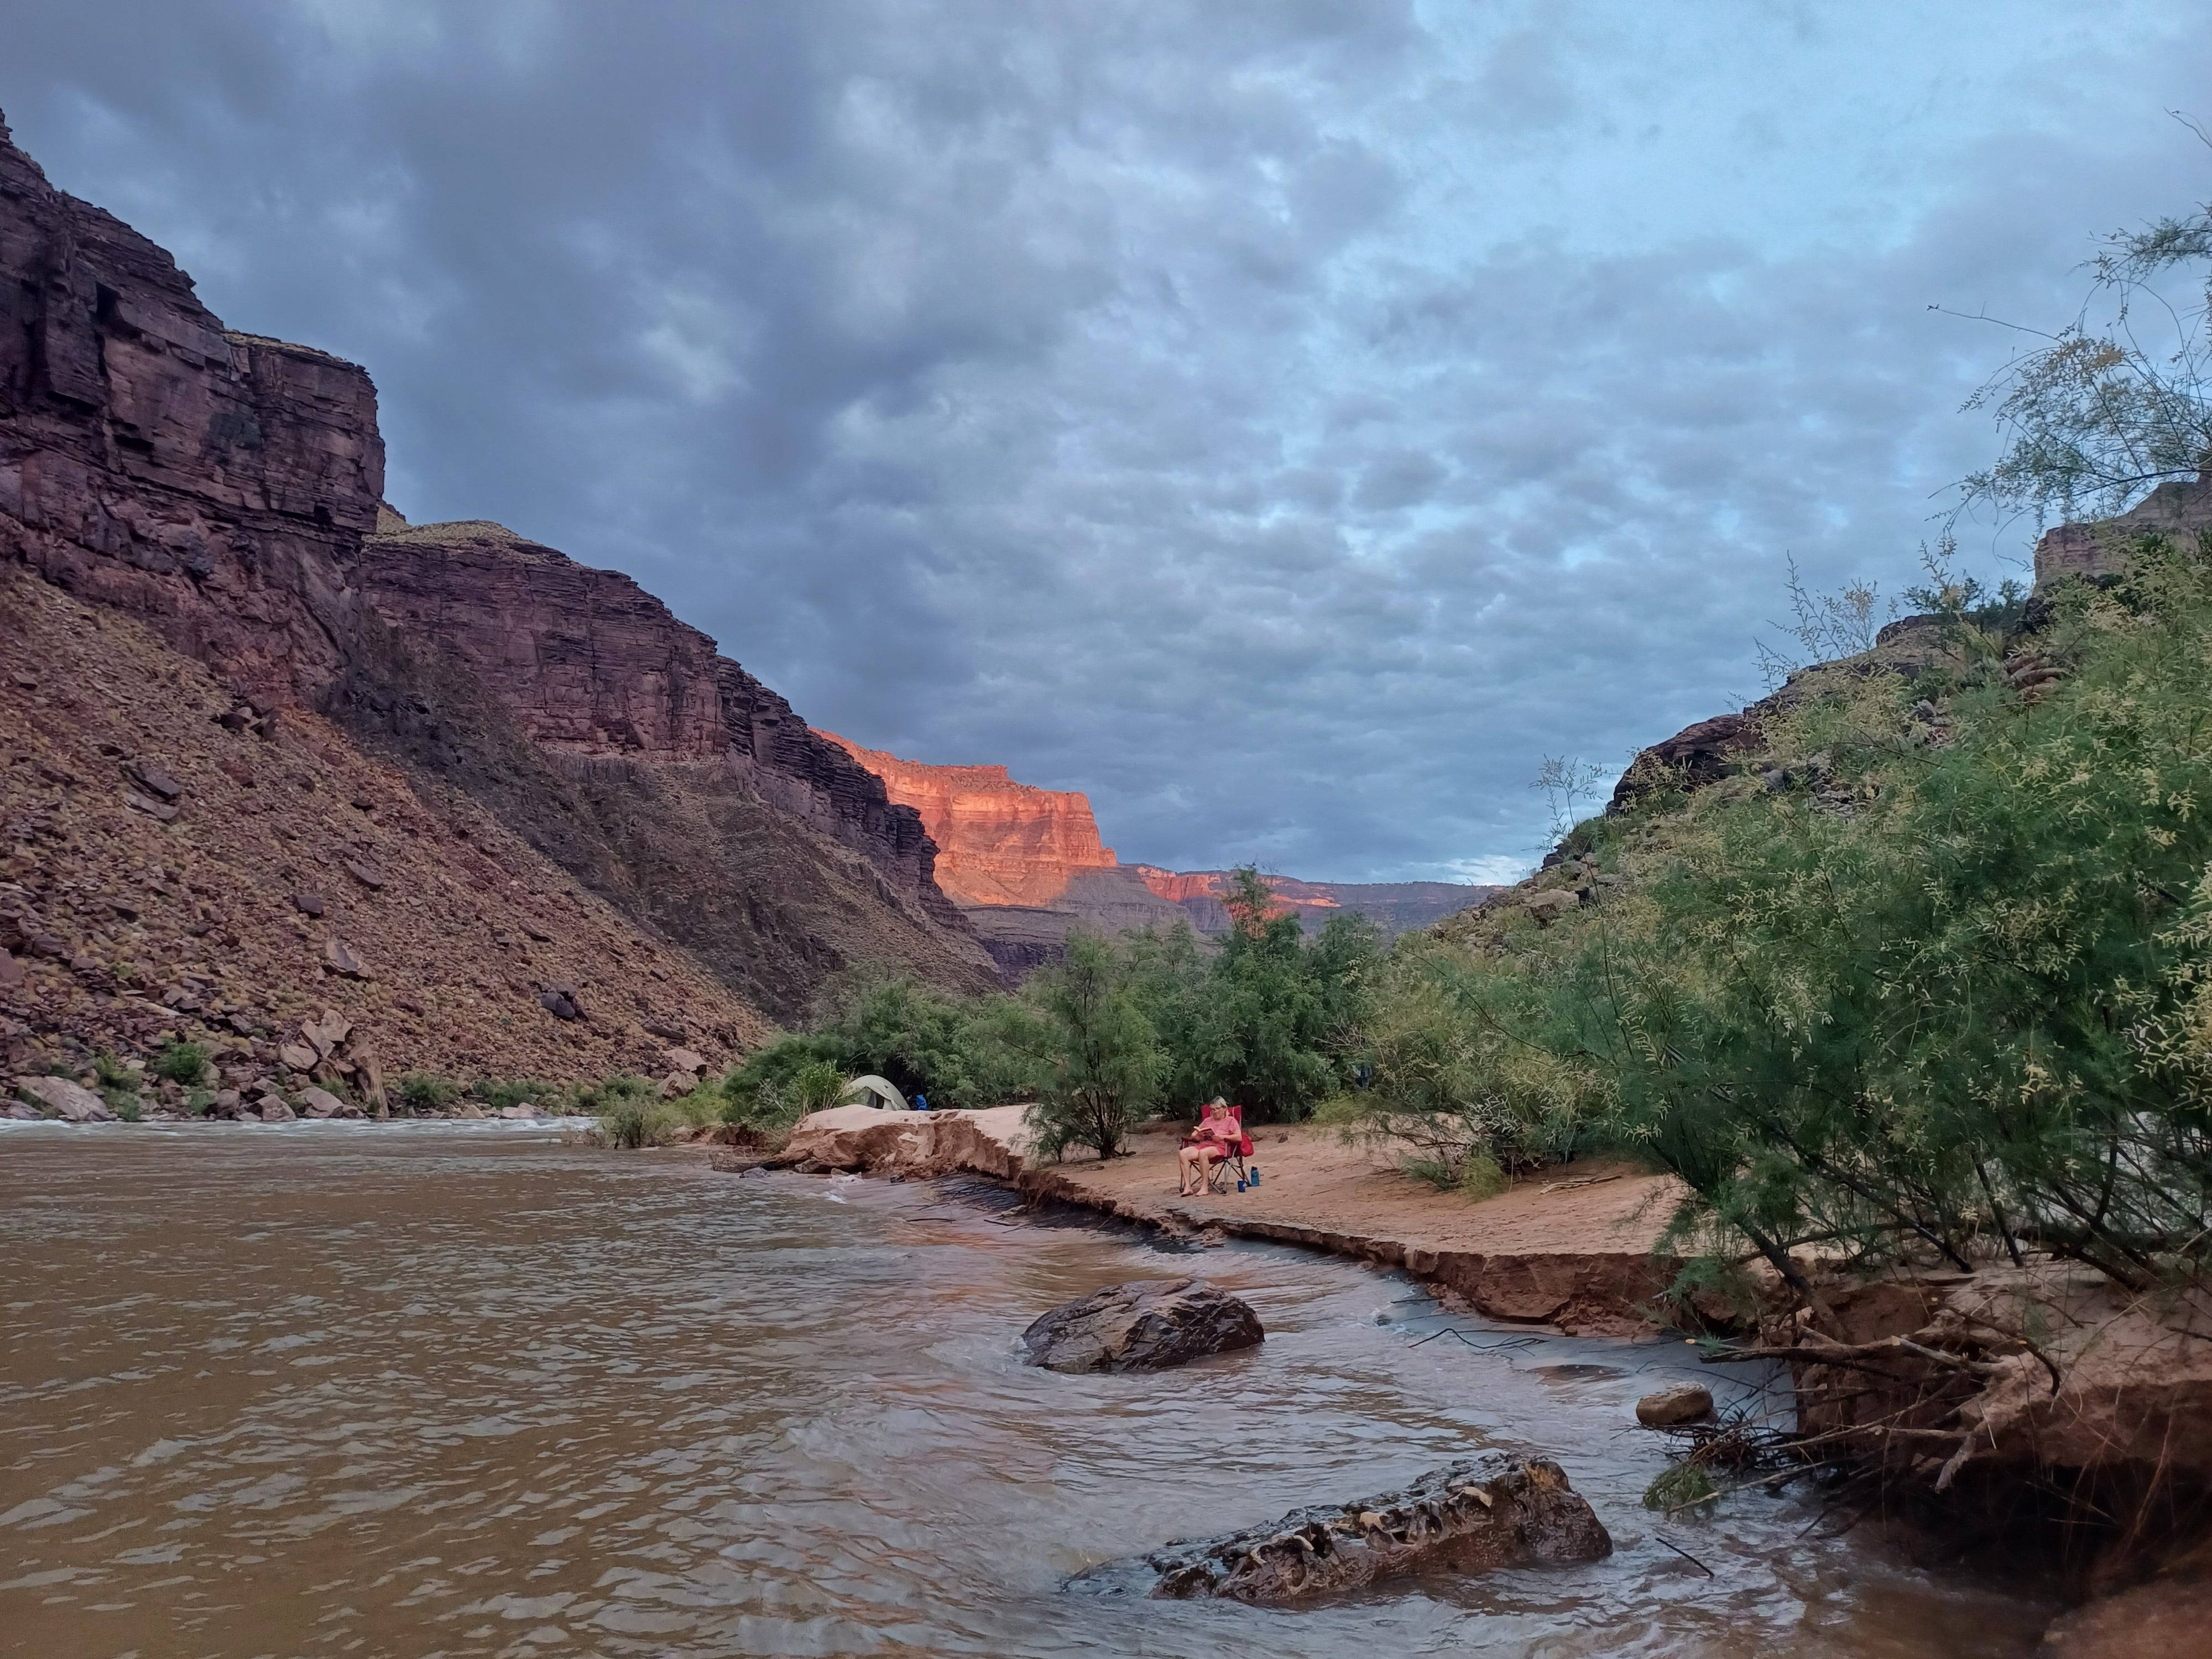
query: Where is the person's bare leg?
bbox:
[1178,1147,1202,1195]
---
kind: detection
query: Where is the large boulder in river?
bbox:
[1020,1278,1263,1374]
[14,1076,117,1123]
[1069,1454,1611,1603]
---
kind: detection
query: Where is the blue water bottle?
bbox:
[1248,1164,1260,1187]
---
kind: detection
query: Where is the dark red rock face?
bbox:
[0,113,385,706]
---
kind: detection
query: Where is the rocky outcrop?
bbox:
[2033,467,2212,590]
[779,1103,1031,1178]
[0,111,383,707]
[1604,614,1956,816]
[1068,1456,1610,1603]
[1018,1278,1264,1374]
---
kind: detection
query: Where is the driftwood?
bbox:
[1067,1455,1610,1604]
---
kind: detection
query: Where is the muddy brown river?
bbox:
[1,1126,2053,1657]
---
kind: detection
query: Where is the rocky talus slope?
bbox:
[0,565,769,1092]
[0,106,993,1082]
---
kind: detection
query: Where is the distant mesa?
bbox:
[818,734,1118,907]
[817,733,1499,977]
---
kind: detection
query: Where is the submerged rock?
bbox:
[1636,1383,1714,1427]
[1070,1455,1611,1603]
[1020,1278,1263,1374]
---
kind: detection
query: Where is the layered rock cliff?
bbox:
[0,112,384,705]
[818,732,1118,906]
[0,108,994,1064]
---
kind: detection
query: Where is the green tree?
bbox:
[1182,868,1377,1120]
[1951,161,2211,528]
[1026,932,1162,1160]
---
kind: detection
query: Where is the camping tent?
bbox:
[842,1074,909,1112]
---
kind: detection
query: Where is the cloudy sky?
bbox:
[6,3,2208,881]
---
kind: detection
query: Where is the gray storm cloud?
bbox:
[5,0,2207,881]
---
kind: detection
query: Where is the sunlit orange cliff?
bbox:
[818,732,1499,975]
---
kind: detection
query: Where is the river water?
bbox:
[0,1125,2053,1658]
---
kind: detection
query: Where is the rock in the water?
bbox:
[498,1103,538,1120]
[1020,1278,1264,1374]
[1636,1384,1714,1427]
[14,1075,117,1123]
[258,1095,297,1123]
[2,1100,43,1120]
[298,1086,348,1118]
[1070,1455,1611,1603]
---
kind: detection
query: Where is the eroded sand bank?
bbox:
[779,1105,1681,1333]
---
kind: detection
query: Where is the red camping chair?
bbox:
[1187,1105,1255,1194]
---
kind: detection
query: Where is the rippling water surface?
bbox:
[0,1126,2053,1657]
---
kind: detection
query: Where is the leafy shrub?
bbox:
[185,1088,216,1117]
[1643,1462,1716,1511]
[395,1072,462,1113]
[597,1094,683,1150]
[149,1040,209,1086]
[475,1077,554,1112]
[1025,932,1162,1161]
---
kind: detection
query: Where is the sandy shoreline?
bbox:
[773,1105,1685,1334]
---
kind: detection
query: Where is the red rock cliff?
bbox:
[818,732,1118,906]
[0,111,385,703]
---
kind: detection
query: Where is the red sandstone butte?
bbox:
[818,733,1118,907]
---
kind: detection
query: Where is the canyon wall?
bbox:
[346,517,999,1014]
[0,113,384,706]
[0,109,993,1058]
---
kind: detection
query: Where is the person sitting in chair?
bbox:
[1178,1097,1241,1197]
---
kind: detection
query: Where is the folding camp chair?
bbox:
[1199,1104,1256,1194]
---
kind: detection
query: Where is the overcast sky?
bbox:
[7,3,2208,881]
